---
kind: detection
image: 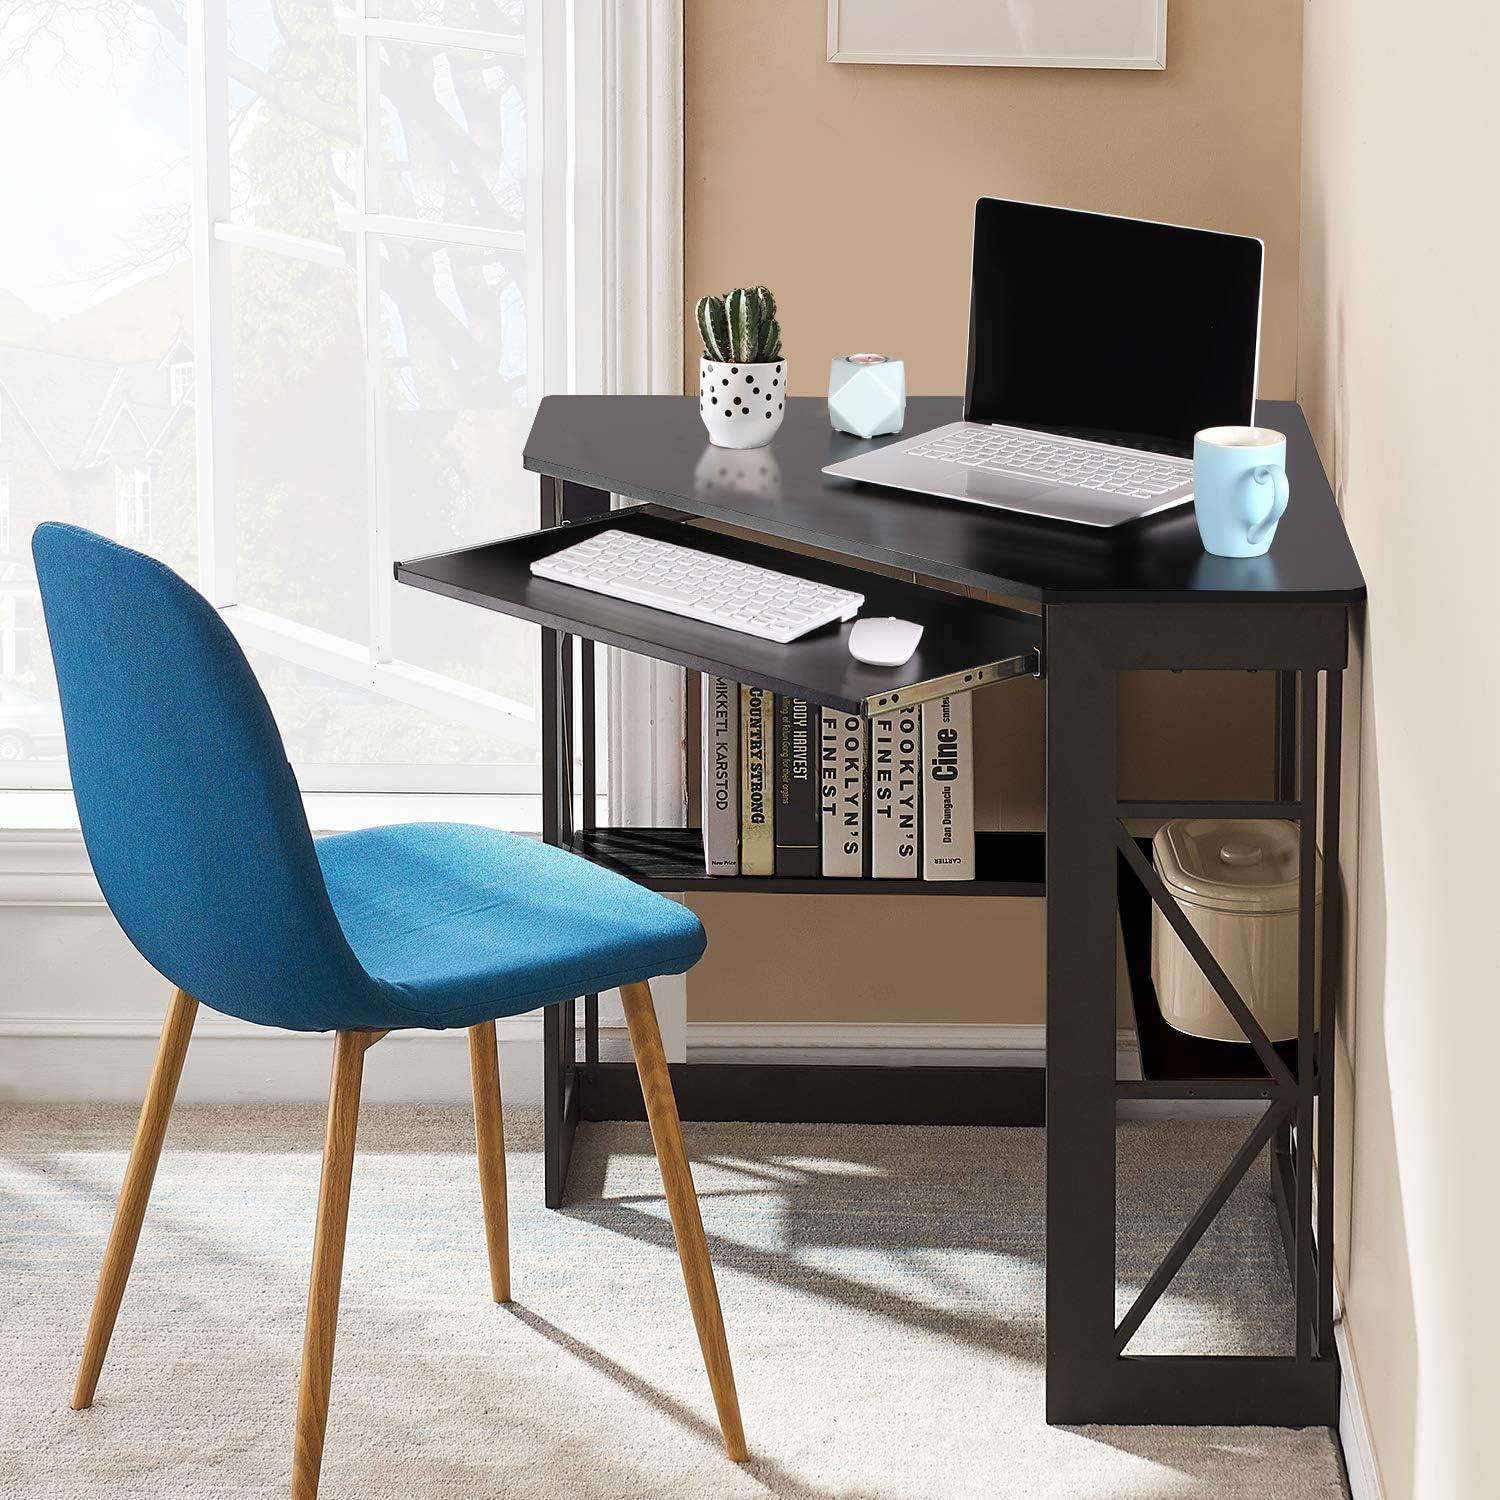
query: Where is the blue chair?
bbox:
[33,523,746,1496]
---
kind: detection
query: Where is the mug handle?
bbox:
[1245,464,1290,546]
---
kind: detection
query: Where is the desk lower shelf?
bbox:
[569,826,1046,896]
[572,830,1312,1087]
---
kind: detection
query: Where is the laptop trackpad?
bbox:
[961,468,1144,527]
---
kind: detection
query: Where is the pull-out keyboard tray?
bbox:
[396,507,1041,717]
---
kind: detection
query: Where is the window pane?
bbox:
[227,0,359,243]
[232,247,366,641]
[243,647,531,790]
[379,43,525,231]
[0,6,194,787]
[380,234,538,769]
[1,0,548,802]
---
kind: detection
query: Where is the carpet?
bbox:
[0,1104,1347,1498]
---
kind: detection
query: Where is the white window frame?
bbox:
[598,1,688,827]
[0,473,10,553]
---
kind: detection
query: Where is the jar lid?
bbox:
[1152,818,1321,913]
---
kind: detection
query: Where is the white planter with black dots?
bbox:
[694,285,786,449]
[699,357,787,449]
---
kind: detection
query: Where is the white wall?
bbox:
[1300,3,1500,1496]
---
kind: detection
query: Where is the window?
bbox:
[169,363,195,407]
[0,1,619,807]
[0,474,10,553]
[114,467,152,545]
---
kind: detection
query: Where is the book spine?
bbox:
[774,696,820,877]
[819,708,866,877]
[740,685,775,876]
[921,692,975,881]
[700,675,739,875]
[871,706,921,878]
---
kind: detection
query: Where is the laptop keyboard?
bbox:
[906,428,1192,499]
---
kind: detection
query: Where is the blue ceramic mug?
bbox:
[1192,426,1290,558]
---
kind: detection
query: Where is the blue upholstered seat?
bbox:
[32,522,705,1034]
[315,822,704,1030]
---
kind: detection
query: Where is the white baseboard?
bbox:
[0,1012,546,1106]
[3,1005,1264,1116]
[3,1016,1062,1107]
[1336,1311,1384,1500]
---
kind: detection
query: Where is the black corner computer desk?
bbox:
[396,394,1366,1429]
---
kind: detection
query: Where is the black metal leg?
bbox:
[539,474,572,1208]
[1275,669,1300,800]
[581,637,600,1065]
[1295,670,1318,1357]
[1046,602,1343,1426]
[540,476,609,1209]
[559,627,577,1072]
[1044,604,1120,1422]
[1269,669,1301,1289]
[1316,670,1343,1357]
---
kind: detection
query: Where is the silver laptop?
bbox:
[823,198,1264,527]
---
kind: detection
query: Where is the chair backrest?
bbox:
[32,524,370,1029]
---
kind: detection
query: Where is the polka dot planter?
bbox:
[698,357,787,449]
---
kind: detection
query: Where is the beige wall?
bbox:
[685,0,1303,399]
[683,2,1297,1023]
[1300,3,1500,1496]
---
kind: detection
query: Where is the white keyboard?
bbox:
[530,530,864,643]
[906,426,1191,500]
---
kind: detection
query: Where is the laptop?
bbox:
[822,198,1264,527]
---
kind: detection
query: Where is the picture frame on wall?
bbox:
[827,0,1168,70]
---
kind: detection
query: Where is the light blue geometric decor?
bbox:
[828,353,906,439]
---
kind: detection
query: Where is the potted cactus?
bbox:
[695,286,786,449]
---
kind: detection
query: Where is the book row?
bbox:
[700,676,977,880]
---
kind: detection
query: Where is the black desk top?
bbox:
[525,396,1365,606]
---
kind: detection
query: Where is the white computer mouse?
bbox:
[848,616,924,667]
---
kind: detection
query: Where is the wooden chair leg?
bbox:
[71,987,198,1411]
[467,1021,511,1303]
[619,981,747,1463]
[291,1029,382,1500]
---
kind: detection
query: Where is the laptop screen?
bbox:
[964,199,1263,459]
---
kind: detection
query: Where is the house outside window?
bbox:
[115,466,151,545]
